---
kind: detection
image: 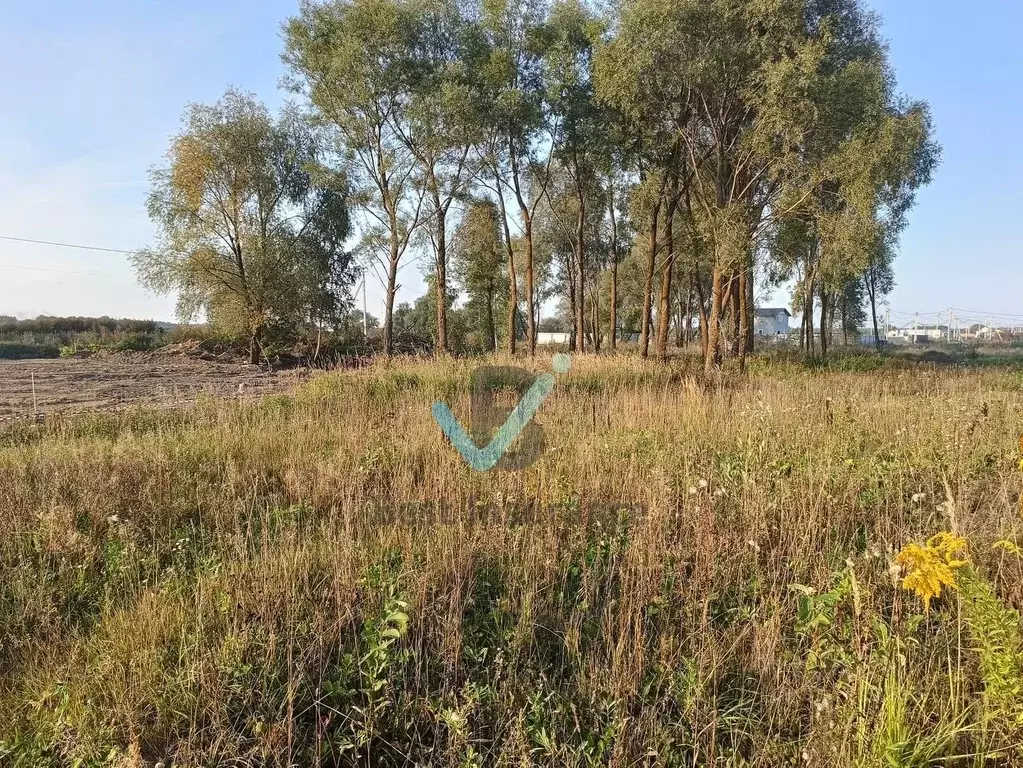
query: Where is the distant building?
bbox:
[976,326,1003,341]
[888,326,947,344]
[536,332,570,346]
[753,308,791,339]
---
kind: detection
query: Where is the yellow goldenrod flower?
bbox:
[896,532,968,611]
[993,539,1021,556]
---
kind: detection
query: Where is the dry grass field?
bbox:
[2,354,1023,766]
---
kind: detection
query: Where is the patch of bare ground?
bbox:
[0,353,303,421]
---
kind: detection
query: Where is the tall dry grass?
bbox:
[1,354,1022,766]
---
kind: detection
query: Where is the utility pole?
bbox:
[948,308,953,343]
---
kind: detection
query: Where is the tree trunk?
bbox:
[249,329,260,365]
[737,269,750,372]
[567,252,577,352]
[729,272,741,358]
[683,276,694,348]
[507,251,517,355]
[676,278,689,347]
[841,293,849,347]
[828,294,837,350]
[524,217,536,356]
[819,286,829,358]
[486,278,496,352]
[494,169,517,356]
[383,238,399,357]
[534,289,541,344]
[803,266,816,356]
[865,273,881,351]
[509,143,537,357]
[640,202,660,359]
[575,183,586,355]
[705,265,724,375]
[655,192,679,362]
[695,263,709,358]
[433,193,448,354]
[745,265,755,353]
[609,197,619,352]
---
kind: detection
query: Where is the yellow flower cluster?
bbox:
[994,539,1022,555]
[896,531,969,611]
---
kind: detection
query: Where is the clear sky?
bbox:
[0,0,1020,326]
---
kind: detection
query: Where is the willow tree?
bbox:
[133,89,352,363]
[862,100,939,347]
[285,0,425,356]
[677,1,827,373]
[397,0,483,354]
[598,140,634,351]
[473,0,555,355]
[534,162,609,349]
[769,0,938,359]
[451,198,507,351]
[594,0,688,361]
[542,0,605,353]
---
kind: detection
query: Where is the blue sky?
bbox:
[0,0,1020,327]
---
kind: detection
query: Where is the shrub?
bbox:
[0,341,60,360]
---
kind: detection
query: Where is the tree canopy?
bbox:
[141,0,938,365]
[133,89,354,362]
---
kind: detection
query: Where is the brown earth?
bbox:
[0,354,301,422]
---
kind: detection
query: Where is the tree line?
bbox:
[135,0,938,370]
[0,316,161,336]
[0,316,168,360]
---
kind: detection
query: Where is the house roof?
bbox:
[754,308,791,317]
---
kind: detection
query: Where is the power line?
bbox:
[950,307,1023,321]
[0,234,133,254]
[883,307,1023,332]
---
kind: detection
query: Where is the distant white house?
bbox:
[976,326,1004,341]
[753,308,791,339]
[888,326,946,344]
[537,332,570,346]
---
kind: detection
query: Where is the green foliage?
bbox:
[0,342,60,360]
[958,569,1023,736]
[0,317,166,359]
[451,199,507,351]
[133,89,353,361]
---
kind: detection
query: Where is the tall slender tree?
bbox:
[285,0,426,356]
